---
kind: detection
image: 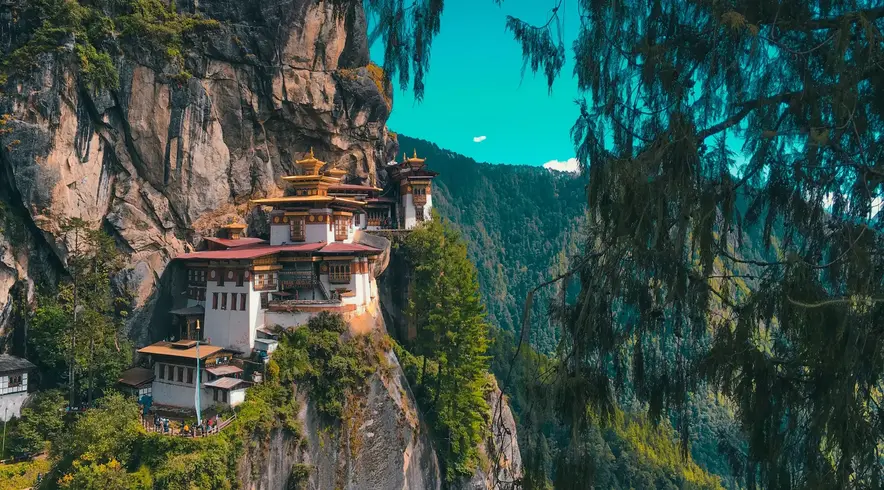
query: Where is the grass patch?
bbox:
[0,459,51,490]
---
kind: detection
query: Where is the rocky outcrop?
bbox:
[453,385,523,489]
[0,0,394,343]
[239,349,442,490]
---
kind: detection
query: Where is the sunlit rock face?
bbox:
[0,0,394,343]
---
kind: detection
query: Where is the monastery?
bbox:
[126,150,437,412]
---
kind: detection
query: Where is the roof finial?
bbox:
[402,152,406,162]
[413,149,418,159]
[309,147,315,158]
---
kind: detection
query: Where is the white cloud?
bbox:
[473,136,487,143]
[543,158,580,173]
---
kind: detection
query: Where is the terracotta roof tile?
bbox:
[118,367,155,387]
[137,341,228,359]
[318,242,383,254]
[204,237,267,249]
[176,243,326,260]
[204,377,247,390]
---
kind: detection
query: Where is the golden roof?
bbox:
[326,168,347,178]
[295,148,325,175]
[251,196,334,204]
[250,196,367,207]
[220,223,246,229]
[404,149,425,164]
[281,175,342,184]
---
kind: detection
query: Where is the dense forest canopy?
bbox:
[374,1,884,488]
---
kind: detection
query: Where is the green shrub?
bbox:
[274,312,373,420]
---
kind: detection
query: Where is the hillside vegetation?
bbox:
[398,135,586,353]
[399,135,737,488]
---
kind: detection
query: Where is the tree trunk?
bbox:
[87,335,95,406]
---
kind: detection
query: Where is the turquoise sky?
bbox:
[369,0,582,167]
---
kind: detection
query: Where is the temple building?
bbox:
[388,150,438,229]
[136,340,245,410]
[0,354,35,421]
[131,148,438,413]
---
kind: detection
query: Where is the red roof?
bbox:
[318,242,383,254]
[329,184,381,193]
[177,243,326,260]
[366,197,396,204]
[204,237,266,249]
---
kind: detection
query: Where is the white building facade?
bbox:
[0,355,35,422]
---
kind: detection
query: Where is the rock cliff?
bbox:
[239,349,443,490]
[0,0,392,344]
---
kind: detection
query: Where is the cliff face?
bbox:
[239,353,443,490]
[0,0,392,344]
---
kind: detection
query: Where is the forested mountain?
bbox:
[399,135,743,489]
[398,135,586,353]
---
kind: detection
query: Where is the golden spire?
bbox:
[296,147,325,175]
[413,149,418,159]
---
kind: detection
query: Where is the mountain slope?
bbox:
[400,135,745,489]
[398,135,586,352]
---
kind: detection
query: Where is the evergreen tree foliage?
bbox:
[27,218,131,405]
[271,311,373,420]
[51,391,145,488]
[401,216,493,481]
[4,390,66,458]
[486,1,882,488]
[377,1,884,486]
[399,135,587,352]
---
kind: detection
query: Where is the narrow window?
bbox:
[240,293,247,311]
[222,390,228,403]
[218,269,225,286]
[158,364,165,380]
[221,293,227,310]
[230,292,237,311]
[213,389,219,402]
[177,367,184,383]
[236,270,244,287]
[213,292,219,309]
[187,368,194,384]
[290,217,305,242]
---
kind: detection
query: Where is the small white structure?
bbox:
[137,341,246,410]
[389,150,438,229]
[0,354,35,422]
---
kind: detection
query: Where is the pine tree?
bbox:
[405,216,492,480]
[29,218,131,405]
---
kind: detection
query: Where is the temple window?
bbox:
[221,293,228,310]
[236,270,245,287]
[290,217,305,242]
[212,293,219,310]
[416,206,425,222]
[334,217,349,241]
[253,272,278,291]
[240,293,247,310]
[329,262,351,284]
